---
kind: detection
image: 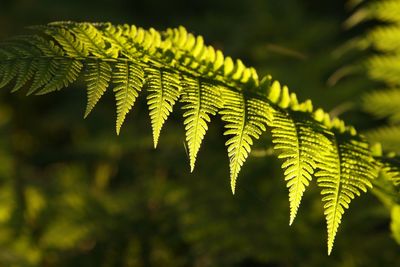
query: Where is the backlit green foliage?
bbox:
[146,68,181,148]
[271,102,326,226]
[345,0,400,153]
[181,75,222,172]
[344,0,400,181]
[343,0,400,248]
[317,132,375,254]
[0,21,398,254]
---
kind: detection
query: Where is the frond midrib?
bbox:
[120,61,131,114]
[73,26,108,57]
[328,137,342,255]
[153,70,166,143]
[290,119,303,225]
[191,79,202,170]
[1,54,267,102]
[230,95,247,193]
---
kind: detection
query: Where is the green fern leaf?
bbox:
[102,24,161,60]
[47,27,88,57]
[362,89,400,123]
[102,24,136,59]
[220,88,273,193]
[84,61,112,118]
[370,0,400,23]
[11,59,37,92]
[180,75,223,172]
[31,36,64,57]
[272,110,330,225]
[69,23,116,58]
[367,26,400,52]
[113,61,144,134]
[0,22,393,254]
[365,126,400,153]
[267,80,331,225]
[367,54,400,85]
[376,155,400,186]
[316,132,375,255]
[37,60,83,95]
[27,59,59,95]
[146,68,181,148]
[0,45,27,87]
[23,37,66,95]
[0,59,19,88]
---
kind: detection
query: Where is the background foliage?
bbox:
[0,0,399,266]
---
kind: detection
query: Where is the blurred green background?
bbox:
[0,0,399,266]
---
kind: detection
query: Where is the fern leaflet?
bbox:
[38,60,83,95]
[376,155,400,186]
[272,109,329,225]
[113,61,144,134]
[220,88,272,193]
[362,89,400,123]
[365,126,400,153]
[84,61,112,117]
[146,68,181,148]
[181,75,223,171]
[316,132,375,255]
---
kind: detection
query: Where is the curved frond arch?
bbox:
[0,21,395,253]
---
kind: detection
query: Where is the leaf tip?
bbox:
[289,216,295,226]
[25,91,34,96]
[289,207,298,226]
[83,107,91,119]
[327,236,335,255]
[187,147,197,173]
[153,139,158,149]
[327,245,333,256]
[230,178,236,195]
[190,162,195,173]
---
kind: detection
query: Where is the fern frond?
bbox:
[46,27,88,57]
[84,61,112,117]
[367,54,400,85]
[28,59,58,95]
[146,68,181,148]
[37,60,83,95]
[267,81,339,227]
[0,22,394,254]
[112,61,144,134]
[11,59,36,92]
[272,108,330,225]
[181,75,223,172]
[162,25,259,87]
[220,88,273,193]
[102,24,138,59]
[316,132,375,255]
[0,59,19,88]
[343,0,400,86]
[30,35,65,56]
[102,24,161,60]
[344,2,400,253]
[362,89,400,123]
[0,43,36,91]
[376,155,400,186]
[366,26,400,52]
[365,126,400,153]
[368,0,400,23]
[68,23,117,58]
[347,0,400,26]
